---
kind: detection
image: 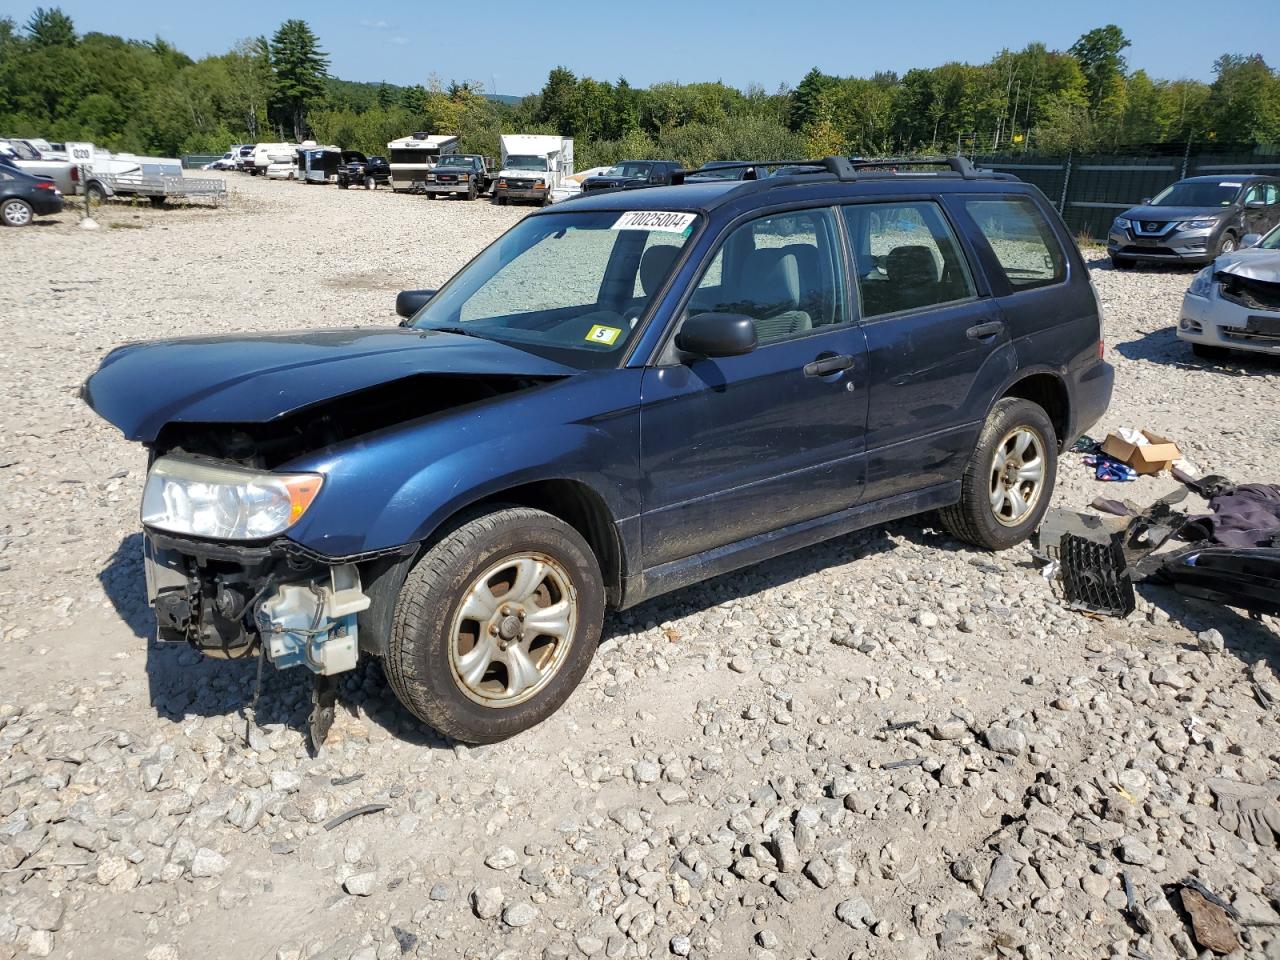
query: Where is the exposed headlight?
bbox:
[1113,217,1131,230]
[1179,219,1217,230]
[534,179,546,188]
[142,456,323,541]
[425,174,436,181]
[458,173,470,180]
[1186,265,1216,299]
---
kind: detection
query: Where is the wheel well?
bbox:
[1001,374,1069,449]
[470,480,623,607]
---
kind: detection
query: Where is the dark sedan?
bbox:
[1108,174,1280,268]
[0,162,63,226]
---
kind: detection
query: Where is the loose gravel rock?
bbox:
[0,174,1278,958]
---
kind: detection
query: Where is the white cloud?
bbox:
[359,19,389,29]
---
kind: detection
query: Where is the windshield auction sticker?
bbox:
[612,211,697,234]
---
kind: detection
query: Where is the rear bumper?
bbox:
[31,194,63,215]
[1067,359,1114,444]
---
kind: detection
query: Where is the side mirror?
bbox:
[395,289,436,320]
[1139,197,1151,205]
[1241,233,1262,248]
[1246,200,1266,209]
[675,313,757,359]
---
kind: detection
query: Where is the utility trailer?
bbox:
[86,171,227,207]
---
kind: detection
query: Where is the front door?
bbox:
[639,207,869,569]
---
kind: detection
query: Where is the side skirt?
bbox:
[620,481,960,609]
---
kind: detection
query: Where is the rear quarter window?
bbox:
[963,197,1066,292]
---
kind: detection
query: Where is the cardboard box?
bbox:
[1100,430,1181,475]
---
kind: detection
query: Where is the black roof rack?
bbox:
[682,155,990,183]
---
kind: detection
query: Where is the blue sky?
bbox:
[9,0,1275,95]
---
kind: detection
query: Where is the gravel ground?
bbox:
[1,174,1278,960]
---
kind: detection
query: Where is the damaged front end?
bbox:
[141,454,376,677]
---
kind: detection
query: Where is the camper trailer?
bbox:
[386,133,459,192]
[252,142,308,176]
[491,135,574,206]
[295,146,355,184]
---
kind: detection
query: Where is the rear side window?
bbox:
[963,197,1066,291]
[842,202,975,318]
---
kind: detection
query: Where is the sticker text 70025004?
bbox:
[612,211,697,234]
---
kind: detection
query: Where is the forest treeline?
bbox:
[2,8,1278,169]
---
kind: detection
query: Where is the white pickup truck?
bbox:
[0,138,78,195]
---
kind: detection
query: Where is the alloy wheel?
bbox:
[448,552,578,707]
[3,199,32,226]
[988,426,1047,527]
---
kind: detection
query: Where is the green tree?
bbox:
[25,6,75,47]
[789,67,832,132]
[269,19,329,140]
[1206,55,1280,143]
[1070,25,1130,111]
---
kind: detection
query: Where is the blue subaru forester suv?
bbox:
[84,157,1113,745]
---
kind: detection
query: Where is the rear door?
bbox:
[638,206,869,568]
[841,198,1014,503]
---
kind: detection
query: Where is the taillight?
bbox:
[71,166,79,182]
[1097,340,1105,360]
[35,181,56,191]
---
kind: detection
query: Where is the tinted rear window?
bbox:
[962,197,1066,291]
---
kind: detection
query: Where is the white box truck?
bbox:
[386,133,459,192]
[492,135,574,206]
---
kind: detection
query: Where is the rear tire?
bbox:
[939,398,1058,550]
[386,506,604,743]
[365,176,375,190]
[1,198,33,226]
[85,182,107,204]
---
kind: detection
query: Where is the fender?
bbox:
[282,370,643,558]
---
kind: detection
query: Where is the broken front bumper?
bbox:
[1178,291,1280,356]
[143,531,370,675]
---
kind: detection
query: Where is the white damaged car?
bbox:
[1178,224,1280,359]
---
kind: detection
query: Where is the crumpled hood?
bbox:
[83,327,575,442]
[1120,204,1229,223]
[1214,248,1280,282]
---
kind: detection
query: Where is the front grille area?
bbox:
[1119,245,1178,256]
[1220,276,1280,311]
[507,178,537,189]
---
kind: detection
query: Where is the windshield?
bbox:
[4,140,39,160]
[439,156,475,168]
[691,164,744,180]
[1259,223,1280,249]
[603,162,652,178]
[410,210,700,369]
[1150,181,1241,207]
[505,155,548,171]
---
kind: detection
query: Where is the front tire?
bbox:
[1216,232,1237,257]
[939,397,1057,550]
[365,176,375,190]
[387,506,604,743]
